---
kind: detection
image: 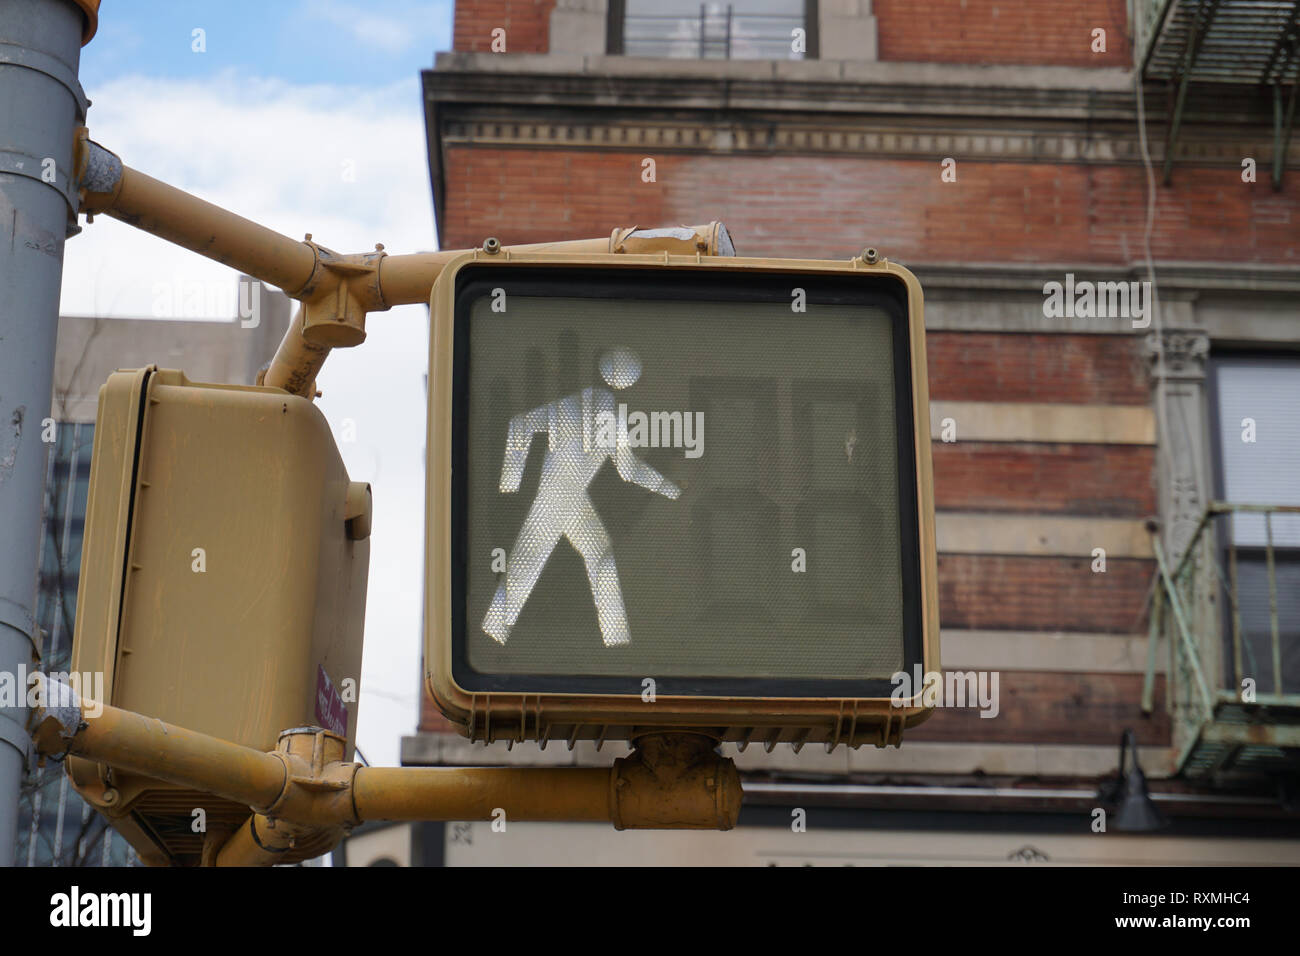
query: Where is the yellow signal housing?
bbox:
[67,368,369,866]
[426,251,939,752]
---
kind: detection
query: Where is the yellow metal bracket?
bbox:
[72,136,734,399]
[296,240,388,348]
[29,679,742,866]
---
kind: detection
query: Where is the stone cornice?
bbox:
[427,53,1276,126]
[910,261,1300,294]
[428,54,1143,120]
[423,65,1292,232]
[440,113,1180,166]
[423,56,1296,252]
[433,51,1138,91]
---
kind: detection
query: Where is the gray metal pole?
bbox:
[0,0,88,866]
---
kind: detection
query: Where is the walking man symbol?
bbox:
[483,347,680,647]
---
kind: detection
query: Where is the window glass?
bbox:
[1213,356,1300,547]
[1212,356,1300,694]
[623,0,808,60]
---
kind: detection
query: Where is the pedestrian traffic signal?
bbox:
[67,367,369,865]
[426,251,939,750]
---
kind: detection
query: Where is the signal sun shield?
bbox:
[426,252,938,750]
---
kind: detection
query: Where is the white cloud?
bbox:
[307,0,418,54]
[62,71,433,767]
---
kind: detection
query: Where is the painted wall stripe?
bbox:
[936,512,1154,558]
[931,401,1155,444]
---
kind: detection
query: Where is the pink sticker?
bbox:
[315,665,348,736]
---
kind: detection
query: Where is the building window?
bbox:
[609,0,818,60]
[1209,354,1300,695]
[17,422,136,867]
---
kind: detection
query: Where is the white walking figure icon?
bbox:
[483,346,681,647]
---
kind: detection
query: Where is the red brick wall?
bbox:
[927,332,1155,517]
[441,148,1300,265]
[454,0,556,53]
[421,693,459,734]
[929,333,1149,405]
[934,443,1156,517]
[910,671,1169,745]
[938,554,1152,633]
[441,148,667,247]
[874,0,1131,67]
[451,0,1131,65]
[428,143,1199,742]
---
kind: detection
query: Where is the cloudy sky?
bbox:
[62,1,454,766]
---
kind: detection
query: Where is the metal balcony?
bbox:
[1144,502,1300,780]
[1139,0,1300,187]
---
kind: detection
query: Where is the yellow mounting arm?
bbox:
[76,135,733,398]
[30,678,742,866]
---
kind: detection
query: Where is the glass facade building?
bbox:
[15,422,135,867]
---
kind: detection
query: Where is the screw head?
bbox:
[483,237,502,255]
[861,247,879,264]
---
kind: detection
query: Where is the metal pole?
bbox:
[0,0,89,867]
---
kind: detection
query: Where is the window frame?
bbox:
[1206,347,1300,694]
[606,0,820,60]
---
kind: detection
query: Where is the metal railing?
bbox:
[1140,0,1300,84]
[624,6,806,60]
[1144,502,1300,773]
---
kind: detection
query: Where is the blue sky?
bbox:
[81,1,453,91]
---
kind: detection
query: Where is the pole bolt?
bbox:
[861,247,879,264]
[483,237,501,255]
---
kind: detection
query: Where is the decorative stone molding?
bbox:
[1143,329,1219,694]
[437,113,1282,170]
[426,58,1293,171]
[1144,330,1212,558]
[1143,329,1210,382]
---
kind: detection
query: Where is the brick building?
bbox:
[401,0,1300,864]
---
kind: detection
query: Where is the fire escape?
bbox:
[1142,0,1300,188]
[1144,506,1300,780]
[1137,4,1300,783]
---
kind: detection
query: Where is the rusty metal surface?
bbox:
[610,734,742,830]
